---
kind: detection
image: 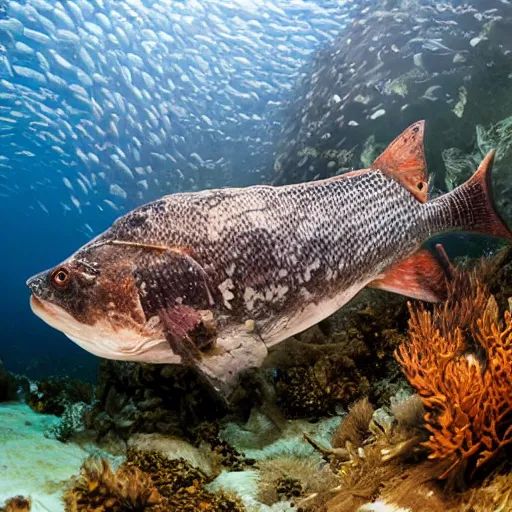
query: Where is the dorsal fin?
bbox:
[370,120,428,202]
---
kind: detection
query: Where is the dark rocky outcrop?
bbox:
[0,361,29,402]
[273,0,512,217]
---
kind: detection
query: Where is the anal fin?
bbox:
[369,247,449,302]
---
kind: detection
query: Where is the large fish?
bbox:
[27,121,511,393]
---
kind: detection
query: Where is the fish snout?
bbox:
[26,271,48,298]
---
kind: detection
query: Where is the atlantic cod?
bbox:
[27,121,512,393]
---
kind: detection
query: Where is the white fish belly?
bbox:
[262,279,372,346]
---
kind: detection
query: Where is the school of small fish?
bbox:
[0,0,363,236]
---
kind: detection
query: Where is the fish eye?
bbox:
[52,267,71,288]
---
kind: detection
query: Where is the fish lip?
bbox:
[30,296,179,364]
[29,294,55,318]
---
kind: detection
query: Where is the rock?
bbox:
[273,0,512,207]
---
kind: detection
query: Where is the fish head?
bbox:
[26,240,175,363]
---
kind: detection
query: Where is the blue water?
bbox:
[0,0,358,379]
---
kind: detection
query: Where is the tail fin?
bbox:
[436,150,512,241]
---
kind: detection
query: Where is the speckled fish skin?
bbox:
[26,121,511,392]
[110,172,426,335]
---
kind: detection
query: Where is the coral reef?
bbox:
[123,448,210,495]
[82,282,410,455]
[266,289,409,419]
[63,457,165,512]
[273,353,370,419]
[127,433,219,476]
[301,393,452,512]
[0,496,31,512]
[27,376,93,416]
[84,360,226,449]
[396,273,512,484]
[297,263,512,512]
[64,450,245,512]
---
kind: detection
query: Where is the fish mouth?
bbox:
[30,294,65,327]
[29,295,181,364]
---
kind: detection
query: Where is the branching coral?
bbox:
[395,272,512,483]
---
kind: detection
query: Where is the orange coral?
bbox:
[395,272,512,482]
[0,496,31,512]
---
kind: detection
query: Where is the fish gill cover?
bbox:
[0,0,358,377]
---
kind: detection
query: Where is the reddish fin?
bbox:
[370,120,428,202]
[159,306,217,363]
[369,248,449,302]
[441,150,512,241]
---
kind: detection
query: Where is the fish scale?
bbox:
[27,122,512,393]
[108,171,424,336]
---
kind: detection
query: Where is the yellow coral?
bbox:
[63,458,164,512]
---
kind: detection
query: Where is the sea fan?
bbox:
[395,272,512,483]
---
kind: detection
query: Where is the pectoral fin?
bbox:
[159,305,217,363]
[369,247,449,302]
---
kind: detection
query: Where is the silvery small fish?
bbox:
[27,121,511,393]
